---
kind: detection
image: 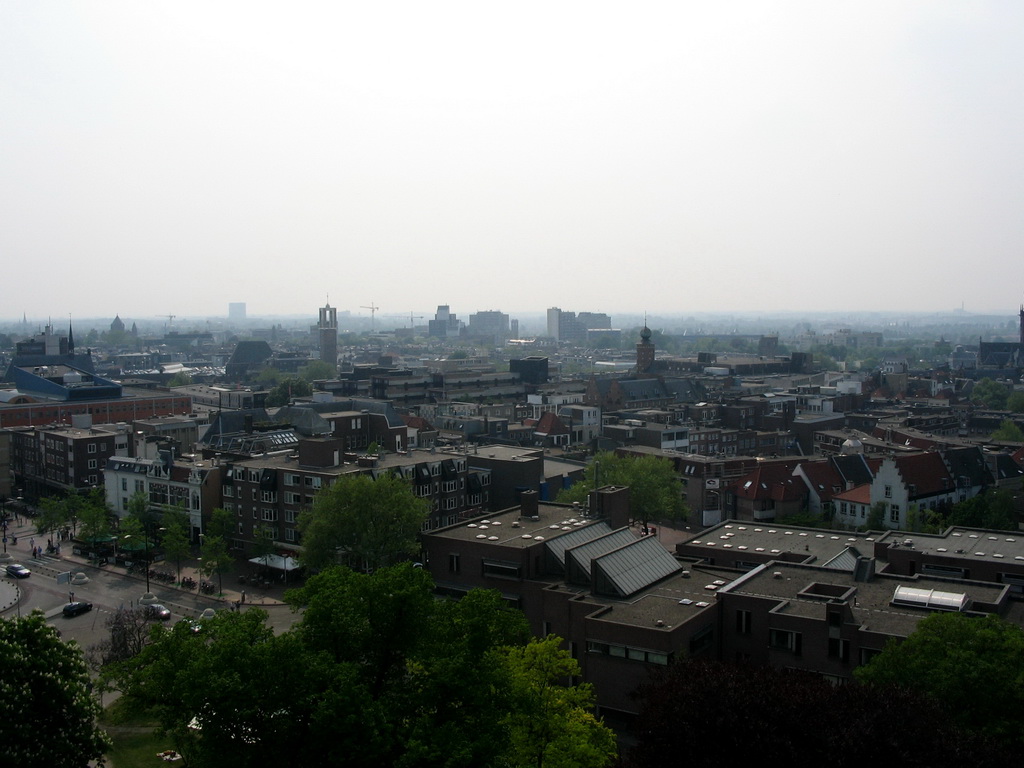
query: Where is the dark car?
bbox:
[145,604,172,621]
[5,563,31,579]
[63,601,93,617]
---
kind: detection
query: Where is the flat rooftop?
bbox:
[680,521,876,562]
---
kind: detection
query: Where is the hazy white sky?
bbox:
[3,1,1022,322]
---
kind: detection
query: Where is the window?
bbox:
[261,490,277,503]
[587,641,670,665]
[248,469,260,482]
[769,629,802,655]
[223,486,234,498]
[88,459,97,469]
[261,508,278,522]
[828,638,850,663]
[121,478,128,492]
[285,508,296,523]
[736,610,752,635]
[88,444,97,454]
[689,625,714,655]
[483,561,521,579]
[889,504,900,523]
[884,485,892,498]
[448,553,460,574]
[285,528,298,543]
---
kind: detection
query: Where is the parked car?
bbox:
[145,604,172,621]
[5,563,30,579]
[62,601,93,617]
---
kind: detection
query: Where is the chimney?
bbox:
[589,485,631,529]
[520,489,539,519]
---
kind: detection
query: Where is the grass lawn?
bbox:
[100,697,179,768]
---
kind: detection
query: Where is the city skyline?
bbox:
[3,2,1022,318]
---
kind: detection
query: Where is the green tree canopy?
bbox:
[1,612,111,766]
[161,505,192,582]
[298,359,336,382]
[1007,391,1024,413]
[971,377,1010,410]
[501,636,617,768]
[298,473,429,572]
[108,565,612,767]
[991,418,1024,442]
[265,376,313,407]
[198,533,233,595]
[855,612,1024,744]
[948,489,1016,530]
[556,451,687,526]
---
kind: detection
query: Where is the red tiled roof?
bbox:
[534,411,569,436]
[730,462,805,502]
[833,483,871,504]
[893,452,953,497]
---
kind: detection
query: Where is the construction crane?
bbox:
[385,312,425,328]
[360,303,379,330]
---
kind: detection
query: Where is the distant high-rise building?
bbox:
[228,302,247,321]
[547,307,611,343]
[318,302,338,370]
[467,310,510,345]
[428,305,462,338]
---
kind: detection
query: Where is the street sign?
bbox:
[56,571,71,584]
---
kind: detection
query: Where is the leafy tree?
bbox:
[250,523,278,576]
[265,376,312,407]
[1007,391,1024,413]
[628,658,1011,767]
[77,493,112,546]
[556,451,687,526]
[167,371,193,387]
[116,515,147,561]
[198,534,233,595]
[948,489,1016,530]
[905,502,945,534]
[298,473,429,572]
[991,418,1024,442]
[35,496,67,537]
[501,636,616,768]
[865,500,887,530]
[971,377,1010,410]
[255,366,283,387]
[299,359,336,382]
[111,566,586,768]
[206,507,234,539]
[126,490,146,515]
[161,505,192,582]
[0,612,111,765]
[855,613,1024,744]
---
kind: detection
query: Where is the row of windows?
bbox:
[587,641,671,666]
